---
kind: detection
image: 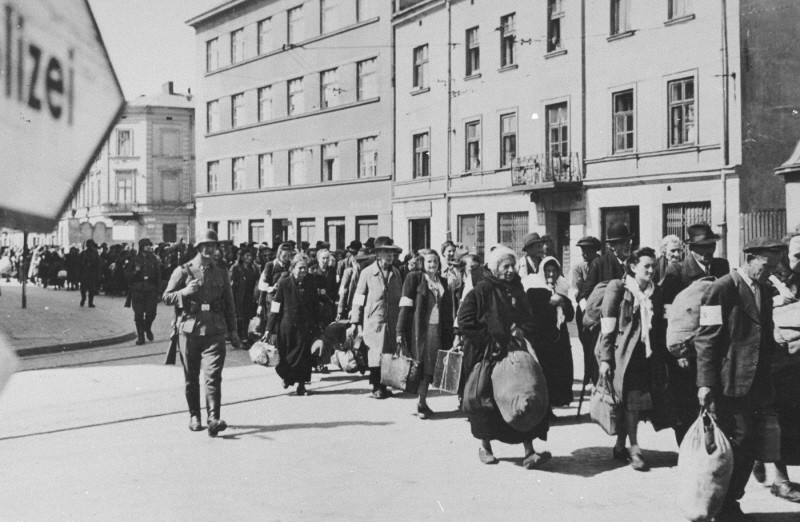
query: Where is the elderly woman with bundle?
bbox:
[265,253,324,396]
[597,247,667,471]
[397,249,454,419]
[457,245,551,468]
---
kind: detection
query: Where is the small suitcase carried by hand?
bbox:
[432,348,463,394]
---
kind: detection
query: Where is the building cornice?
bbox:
[186,0,255,28]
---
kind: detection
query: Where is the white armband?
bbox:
[270,301,282,314]
[699,305,723,326]
[258,281,270,292]
[353,294,365,307]
[600,317,617,335]
[399,296,414,307]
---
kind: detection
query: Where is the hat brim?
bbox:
[686,237,720,245]
[374,245,402,253]
[605,236,631,242]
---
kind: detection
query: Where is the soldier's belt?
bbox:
[187,300,224,313]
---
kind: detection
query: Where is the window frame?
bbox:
[249,219,266,243]
[116,129,133,156]
[258,86,272,122]
[457,213,485,257]
[465,27,480,76]
[610,0,630,36]
[228,220,242,244]
[413,131,430,179]
[289,148,306,185]
[257,18,273,54]
[413,44,428,90]
[231,92,245,128]
[230,28,245,64]
[288,5,304,45]
[500,112,517,168]
[320,68,339,109]
[612,89,635,153]
[546,102,569,158]
[357,58,378,100]
[288,77,304,116]
[668,0,690,20]
[667,76,696,147]
[115,171,134,203]
[465,120,482,171]
[321,142,339,182]
[258,152,273,188]
[207,161,219,193]
[497,211,529,256]
[547,0,563,52]
[297,218,316,245]
[358,136,378,178]
[206,37,219,71]
[500,13,516,67]
[356,215,379,242]
[231,156,245,191]
[206,100,220,133]
[357,0,379,21]
[320,0,338,34]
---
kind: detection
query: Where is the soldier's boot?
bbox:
[135,321,145,345]
[187,394,204,432]
[206,392,227,438]
[144,317,155,341]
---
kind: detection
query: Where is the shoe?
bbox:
[283,380,291,389]
[88,303,96,308]
[371,389,387,399]
[297,385,307,396]
[188,415,203,432]
[380,386,393,397]
[145,329,154,341]
[612,445,630,462]
[79,299,85,307]
[320,365,329,374]
[479,447,498,465]
[629,449,649,472]
[207,418,228,437]
[752,461,766,484]
[135,338,145,346]
[771,482,800,503]
[417,404,434,419]
[715,501,748,521]
[523,451,552,470]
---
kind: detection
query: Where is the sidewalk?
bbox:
[0,280,135,355]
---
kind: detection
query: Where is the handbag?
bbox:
[432,348,463,394]
[380,341,421,393]
[462,344,496,414]
[332,349,359,373]
[249,341,280,367]
[589,375,622,436]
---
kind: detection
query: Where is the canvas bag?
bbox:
[589,374,622,436]
[432,348,463,394]
[462,342,496,415]
[248,341,280,367]
[582,281,610,330]
[676,410,734,522]
[380,341,421,393]
[491,339,549,432]
[666,277,716,358]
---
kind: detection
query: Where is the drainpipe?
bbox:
[391,5,396,239]
[445,0,452,241]
[720,0,730,258]
[580,0,587,230]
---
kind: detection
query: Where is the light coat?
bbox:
[350,261,402,367]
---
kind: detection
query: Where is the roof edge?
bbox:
[186,0,250,28]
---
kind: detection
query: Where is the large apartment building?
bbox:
[187,0,394,250]
[57,82,196,247]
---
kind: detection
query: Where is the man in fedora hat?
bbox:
[578,222,632,304]
[517,232,545,277]
[661,222,730,444]
[126,238,162,345]
[349,236,403,399]
[695,237,786,519]
[163,229,241,436]
[571,236,601,385]
[337,239,362,283]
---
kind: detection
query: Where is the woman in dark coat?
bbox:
[397,249,454,419]
[597,247,667,471]
[522,256,574,411]
[229,247,260,345]
[265,254,323,395]
[458,245,551,469]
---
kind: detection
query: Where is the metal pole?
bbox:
[21,231,28,309]
[719,0,730,259]
[445,0,452,241]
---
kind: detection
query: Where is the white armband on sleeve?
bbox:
[270,301,282,314]
[699,305,723,326]
[353,294,365,307]
[399,296,414,307]
[600,317,617,335]
[258,281,270,292]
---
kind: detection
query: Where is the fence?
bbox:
[739,209,786,261]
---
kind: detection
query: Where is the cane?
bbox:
[576,374,590,417]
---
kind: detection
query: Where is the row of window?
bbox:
[206,137,379,192]
[73,170,183,208]
[411,0,693,89]
[409,75,694,177]
[407,212,529,257]
[208,215,379,249]
[206,0,381,72]
[112,129,182,158]
[206,58,377,133]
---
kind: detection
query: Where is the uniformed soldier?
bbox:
[127,238,162,345]
[163,229,241,436]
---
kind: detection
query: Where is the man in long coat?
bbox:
[661,222,730,444]
[256,242,293,316]
[126,238,162,345]
[695,237,784,520]
[78,239,101,307]
[349,236,403,399]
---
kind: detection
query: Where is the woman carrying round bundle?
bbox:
[597,247,667,471]
[457,245,551,468]
[265,253,324,396]
[396,249,454,419]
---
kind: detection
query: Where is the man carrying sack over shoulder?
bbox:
[163,229,241,436]
[694,237,785,520]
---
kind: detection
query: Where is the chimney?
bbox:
[162,81,174,94]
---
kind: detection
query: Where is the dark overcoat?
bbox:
[578,250,626,302]
[661,253,729,304]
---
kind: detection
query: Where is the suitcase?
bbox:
[432,348,463,394]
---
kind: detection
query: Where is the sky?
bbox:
[87,0,222,100]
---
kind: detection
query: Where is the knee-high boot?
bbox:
[206,389,227,437]
[135,321,145,345]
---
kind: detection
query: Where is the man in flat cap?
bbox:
[578,222,632,304]
[163,229,241,436]
[694,237,786,519]
[126,238,162,345]
[257,242,293,318]
[571,236,601,385]
[517,232,545,277]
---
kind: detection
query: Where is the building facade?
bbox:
[57,82,196,247]
[187,0,394,250]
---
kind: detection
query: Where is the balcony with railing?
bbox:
[510,152,583,190]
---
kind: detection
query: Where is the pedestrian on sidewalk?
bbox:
[229,246,259,346]
[458,245,551,469]
[264,254,324,396]
[126,238,162,345]
[163,229,241,436]
[571,236,601,386]
[78,240,101,307]
[597,247,667,472]
[349,236,403,399]
[397,249,454,419]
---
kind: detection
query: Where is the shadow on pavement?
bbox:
[425,409,466,421]
[220,420,393,440]
[750,514,800,521]
[317,374,367,382]
[310,387,371,396]
[549,413,592,427]
[536,446,677,477]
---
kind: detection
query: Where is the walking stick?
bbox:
[576,374,590,417]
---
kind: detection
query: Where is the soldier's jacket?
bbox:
[126,252,162,295]
[163,254,237,336]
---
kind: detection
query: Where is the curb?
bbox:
[15,332,138,358]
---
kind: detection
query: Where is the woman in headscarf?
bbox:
[597,247,667,471]
[265,254,324,396]
[457,245,551,468]
[397,249,454,419]
[522,256,574,413]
